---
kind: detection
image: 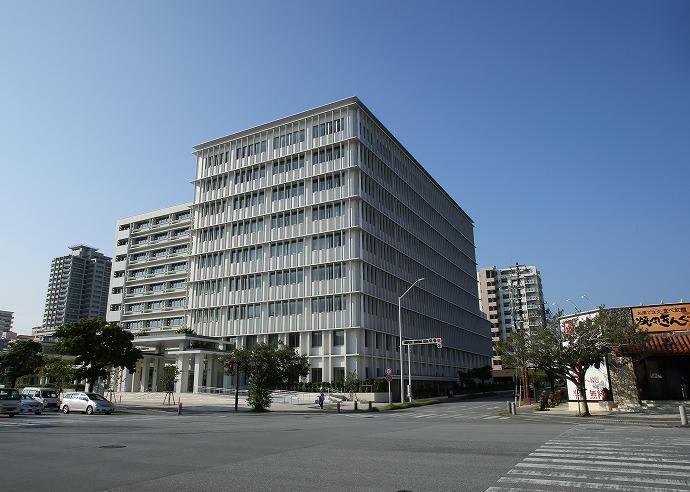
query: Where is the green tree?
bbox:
[343,371,361,401]
[160,365,180,392]
[554,308,646,417]
[38,357,74,395]
[495,330,533,404]
[220,343,309,411]
[53,318,142,390]
[469,365,492,388]
[0,339,44,387]
[529,317,565,393]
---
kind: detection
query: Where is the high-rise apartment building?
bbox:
[41,245,112,333]
[0,310,13,332]
[184,97,490,391]
[477,264,545,378]
[106,204,192,332]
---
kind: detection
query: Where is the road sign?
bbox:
[384,374,393,382]
[385,367,393,376]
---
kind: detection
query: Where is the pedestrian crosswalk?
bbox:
[486,426,690,491]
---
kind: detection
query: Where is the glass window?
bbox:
[333,330,345,346]
[311,331,322,347]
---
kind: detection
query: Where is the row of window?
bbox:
[233,191,264,209]
[231,218,263,236]
[272,182,305,201]
[312,145,343,165]
[312,118,344,138]
[273,129,305,150]
[118,212,189,232]
[312,232,343,250]
[130,228,189,245]
[129,262,187,278]
[271,210,304,229]
[267,267,302,286]
[126,298,185,312]
[312,202,344,221]
[223,294,347,320]
[235,140,267,159]
[312,173,343,192]
[128,245,188,262]
[272,154,305,175]
[235,165,266,185]
[113,279,185,296]
[126,317,183,329]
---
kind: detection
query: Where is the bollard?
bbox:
[178,401,182,415]
[337,401,341,414]
[368,401,373,411]
[680,405,688,426]
[354,401,358,411]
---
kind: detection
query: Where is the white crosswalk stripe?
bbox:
[486,426,690,491]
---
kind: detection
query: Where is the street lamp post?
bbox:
[581,294,597,310]
[398,278,424,403]
[565,298,581,312]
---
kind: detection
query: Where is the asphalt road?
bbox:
[1,395,688,492]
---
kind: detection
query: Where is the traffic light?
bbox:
[436,337,443,348]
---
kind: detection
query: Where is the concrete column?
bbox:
[176,355,187,393]
[206,357,215,389]
[193,354,205,393]
[140,356,150,392]
[151,357,160,392]
[223,374,231,389]
[124,367,134,392]
[132,360,142,393]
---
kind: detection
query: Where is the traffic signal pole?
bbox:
[402,338,443,403]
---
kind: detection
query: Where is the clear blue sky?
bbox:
[1,1,688,333]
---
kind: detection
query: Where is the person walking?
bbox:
[318,391,325,410]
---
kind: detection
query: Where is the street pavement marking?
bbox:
[485,426,690,492]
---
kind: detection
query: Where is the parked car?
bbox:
[0,388,21,417]
[19,394,44,415]
[60,392,114,415]
[21,387,60,412]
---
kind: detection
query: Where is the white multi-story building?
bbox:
[0,310,13,332]
[106,204,192,392]
[184,97,490,395]
[477,264,545,378]
[41,245,111,334]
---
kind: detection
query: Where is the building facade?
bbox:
[477,264,545,378]
[40,245,112,334]
[105,204,192,392]
[184,97,490,392]
[0,310,13,332]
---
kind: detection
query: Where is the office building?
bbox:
[0,310,13,332]
[41,245,112,333]
[184,96,490,393]
[105,204,192,392]
[477,264,545,378]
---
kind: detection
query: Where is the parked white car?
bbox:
[0,388,21,417]
[60,392,114,415]
[19,394,44,415]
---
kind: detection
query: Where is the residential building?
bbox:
[478,264,545,378]
[40,245,112,334]
[0,310,13,332]
[105,204,192,392]
[180,96,490,395]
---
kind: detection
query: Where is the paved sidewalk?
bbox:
[511,402,687,427]
[110,392,382,415]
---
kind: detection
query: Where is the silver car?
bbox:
[19,394,44,415]
[0,388,21,417]
[60,392,114,415]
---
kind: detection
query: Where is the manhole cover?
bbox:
[99,445,127,449]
